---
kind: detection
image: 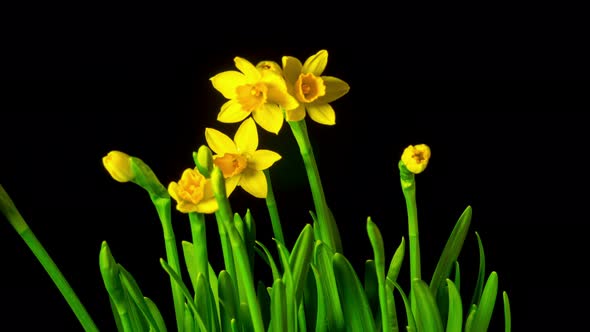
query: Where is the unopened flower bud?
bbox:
[401,144,431,174]
[193,145,213,178]
[102,151,134,183]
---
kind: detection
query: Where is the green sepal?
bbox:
[129,157,168,199]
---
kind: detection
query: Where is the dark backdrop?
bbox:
[2,3,588,331]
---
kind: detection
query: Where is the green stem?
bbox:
[152,196,184,331]
[264,169,285,246]
[0,184,99,332]
[287,119,342,253]
[188,212,209,282]
[399,164,421,318]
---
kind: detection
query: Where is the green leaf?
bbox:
[387,237,405,284]
[302,262,318,332]
[255,240,281,281]
[367,217,394,332]
[503,291,511,332]
[314,241,345,331]
[413,279,443,332]
[144,296,168,332]
[469,232,486,308]
[389,279,416,332]
[182,241,199,294]
[195,272,219,332]
[257,281,271,330]
[118,265,161,332]
[218,270,238,332]
[183,303,195,332]
[309,264,328,332]
[430,206,472,299]
[288,223,314,304]
[276,240,297,332]
[160,258,207,332]
[468,272,498,332]
[244,209,257,275]
[445,279,462,332]
[364,260,379,320]
[271,278,288,332]
[333,253,376,332]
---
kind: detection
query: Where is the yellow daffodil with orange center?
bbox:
[210,57,298,134]
[401,144,431,174]
[281,49,350,124]
[205,117,281,198]
[168,168,219,214]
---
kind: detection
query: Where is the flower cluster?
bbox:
[167,50,350,213]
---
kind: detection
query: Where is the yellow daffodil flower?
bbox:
[281,49,350,124]
[102,150,134,183]
[168,168,219,214]
[401,144,431,174]
[210,56,298,134]
[205,117,281,198]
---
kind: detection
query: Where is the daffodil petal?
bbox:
[250,150,281,171]
[262,72,299,111]
[234,117,258,153]
[252,104,283,134]
[234,57,260,82]
[195,197,219,214]
[205,127,237,155]
[168,182,180,201]
[315,76,350,104]
[210,71,247,99]
[302,50,328,76]
[285,105,306,122]
[281,55,303,85]
[218,100,251,123]
[224,175,240,197]
[307,103,336,125]
[240,169,267,198]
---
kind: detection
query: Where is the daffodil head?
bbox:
[168,168,218,214]
[205,118,281,198]
[210,56,298,134]
[103,150,134,183]
[401,144,431,174]
[281,49,350,125]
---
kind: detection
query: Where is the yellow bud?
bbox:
[256,60,283,76]
[102,150,134,182]
[401,144,431,174]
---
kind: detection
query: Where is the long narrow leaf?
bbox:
[469,232,486,308]
[413,279,444,332]
[144,296,168,332]
[430,206,472,299]
[389,279,416,332]
[503,291,511,332]
[333,253,376,332]
[468,271,498,332]
[289,223,314,304]
[255,240,282,281]
[118,265,160,332]
[367,217,394,332]
[270,278,287,332]
[387,237,405,283]
[314,241,345,331]
[218,270,238,332]
[444,279,462,332]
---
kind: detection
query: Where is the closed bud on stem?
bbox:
[129,157,169,200]
[102,151,134,183]
[211,166,227,199]
[193,145,214,178]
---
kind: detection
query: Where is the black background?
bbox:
[1,2,589,331]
